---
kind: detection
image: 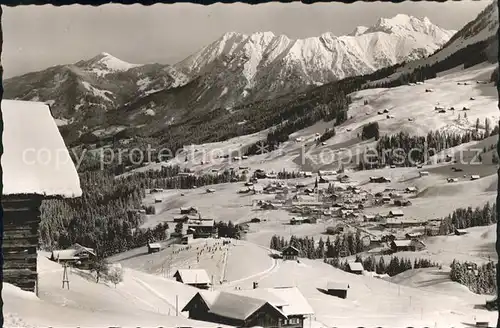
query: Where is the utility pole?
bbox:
[176,295,179,316]
[62,263,70,290]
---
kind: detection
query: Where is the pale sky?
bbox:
[3,1,492,78]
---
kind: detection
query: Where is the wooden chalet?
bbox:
[390,239,426,252]
[187,219,218,238]
[2,100,82,293]
[183,286,313,328]
[50,243,96,269]
[232,286,314,328]
[326,282,349,299]
[281,245,299,261]
[182,290,287,327]
[174,269,211,289]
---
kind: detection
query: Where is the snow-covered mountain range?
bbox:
[4,13,455,125]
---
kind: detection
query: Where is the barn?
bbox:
[326,282,349,299]
[147,242,161,253]
[347,262,364,275]
[2,100,82,293]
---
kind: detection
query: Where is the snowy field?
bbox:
[219,258,496,328]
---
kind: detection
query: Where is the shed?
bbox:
[455,228,468,236]
[174,269,211,289]
[470,175,480,180]
[419,171,429,176]
[147,242,161,253]
[281,245,299,261]
[326,282,350,299]
[347,262,364,275]
[389,209,404,217]
[2,100,82,293]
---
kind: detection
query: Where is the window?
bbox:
[288,318,299,325]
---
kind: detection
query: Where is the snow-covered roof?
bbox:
[187,219,214,227]
[326,282,349,290]
[175,269,211,284]
[264,287,314,316]
[147,242,161,249]
[392,240,412,247]
[196,290,285,321]
[2,100,81,197]
[348,262,364,271]
[389,209,404,216]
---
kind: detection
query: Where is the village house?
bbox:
[182,290,287,327]
[174,214,199,223]
[318,170,337,176]
[454,228,468,236]
[390,239,426,252]
[180,206,198,215]
[290,217,307,225]
[174,269,211,289]
[369,176,391,183]
[347,262,364,275]
[405,187,417,193]
[470,175,480,180]
[230,286,314,328]
[388,209,404,217]
[187,219,218,238]
[2,100,82,293]
[182,234,194,244]
[338,174,350,183]
[281,245,299,261]
[326,282,349,299]
[419,171,429,177]
[147,242,161,253]
[50,244,96,269]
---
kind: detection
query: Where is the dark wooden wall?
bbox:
[3,194,42,292]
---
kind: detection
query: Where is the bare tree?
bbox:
[107,265,124,288]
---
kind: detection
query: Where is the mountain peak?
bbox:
[349,26,369,36]
[82,52,142,75]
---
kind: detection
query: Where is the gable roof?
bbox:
[326,282,349,290]
[187,291,287,321]
[2,100,81,198]
[281,245,299,253]
[348,262,364,271]
[174,269,211,284]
